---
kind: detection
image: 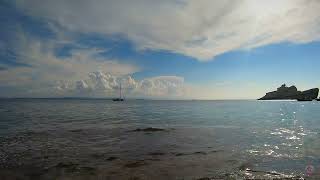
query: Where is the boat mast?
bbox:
[119,83,122,99]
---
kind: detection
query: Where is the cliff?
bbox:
[258,84,319,100]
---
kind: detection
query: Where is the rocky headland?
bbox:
[258,84,319,101]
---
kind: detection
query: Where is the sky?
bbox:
[0,0,320,99]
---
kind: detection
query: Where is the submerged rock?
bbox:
[55,162,79,169]
[173,151,208,156]
[148,152,166,156]
[193,151,207,155]
[258,84,319,100]
[123,160,147,168]
[174,153,187,156]
[106,156,118,161]
[130,127,166,132]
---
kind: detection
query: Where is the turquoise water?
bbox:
[1,99,320,179]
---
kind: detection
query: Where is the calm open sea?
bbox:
[1,99,320,179]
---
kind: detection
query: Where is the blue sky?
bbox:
[1,0,320,99]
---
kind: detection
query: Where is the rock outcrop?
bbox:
[258,84,319,100]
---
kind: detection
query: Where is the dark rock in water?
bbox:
[106,156,118,161]
[210,150,222,153]
[130,127,166,132]
[192,151,207,155]
[80,166,95,171]
[55,162,78,169]
[148,152,166,156]
[123,161,147,168]
[174,153,186,156]
[174,151,208,156]
[146,158,161,161]
[258,84,319,100]
[69,129,84,133]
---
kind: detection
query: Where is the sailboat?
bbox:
[112,83,124,101]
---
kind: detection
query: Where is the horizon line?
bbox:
[0,97,257,101]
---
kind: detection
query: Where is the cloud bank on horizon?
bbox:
[56,72,185,98]
[1,0,320,98]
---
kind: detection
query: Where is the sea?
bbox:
[1,99,320,179]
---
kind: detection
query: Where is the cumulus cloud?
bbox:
[139,76,185,97]
[0,31,140,97]
[14,0,320,60]
[0,30,186,98]
[55,72,186,98]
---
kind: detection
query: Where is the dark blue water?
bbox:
[1,99,320,179]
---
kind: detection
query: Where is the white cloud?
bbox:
[138,76,185,97]
[15,0,320,60]
[55,72,186,98]
[0,31,140,97]
[0,31,188,98]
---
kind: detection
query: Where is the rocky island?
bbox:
[258,84,319,101]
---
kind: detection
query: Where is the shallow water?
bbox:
[0,99,320,179]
